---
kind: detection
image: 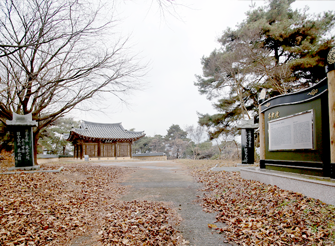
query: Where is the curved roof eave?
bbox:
[66,130,145,142]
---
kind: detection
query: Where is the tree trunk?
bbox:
[33,131,40,165]
[237,83,250,119]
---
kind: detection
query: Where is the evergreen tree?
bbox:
[195,0,335,139]
[165,124,189,159]
[165,124,188,141]
[132,136,153,154]
[149,135,166,153]
[38,118,79,155]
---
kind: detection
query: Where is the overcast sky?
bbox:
[71,0,335,137]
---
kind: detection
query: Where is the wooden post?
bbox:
[327,47,335,178]
[130,142,133,158]
[97,142,101,160]
[327,64,335,178]
[259,105,266,168]
[258,89,267,168]
[80,141,84,159]
[114,142,117,160]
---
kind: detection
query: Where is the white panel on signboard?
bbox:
[268,110,314,151]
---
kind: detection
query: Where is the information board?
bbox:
[268,110,314,151]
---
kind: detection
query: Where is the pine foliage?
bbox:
[195,0,335,139]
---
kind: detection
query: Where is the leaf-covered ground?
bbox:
[99,200,183,245]
[0,150,15,171]
[2,158,335,245]
[0,162,184,245]
[178,160,335,245]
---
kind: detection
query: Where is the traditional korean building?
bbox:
[66,121,145,160]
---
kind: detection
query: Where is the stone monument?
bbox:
[237,119,258,164]
[6,112,38,169]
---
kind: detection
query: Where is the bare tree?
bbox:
[185,125,206,159]
[215,133,240,160]
[0,0,144,162]
[170,138,188,159]
[149,134,165,153]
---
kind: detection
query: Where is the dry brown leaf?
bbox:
[186,160,335,245]
[208,224,218,229]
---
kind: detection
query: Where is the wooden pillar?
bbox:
[75,144,78,159]
[114,142,117,159]
[98,142,101,159]
[77,144,80,159]
[130,141,133,158]
[327,60,335,178]
[80,141,84,160]
[258,88,267,169]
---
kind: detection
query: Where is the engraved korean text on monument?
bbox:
[269,110,314,151]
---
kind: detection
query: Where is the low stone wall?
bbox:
[85,157,132,161]
[240,167,335,206]
[37,155,167,164]
[37,157,75,165]
[133,155,167,161]
[37,158,60,165]
[37,156,134,164]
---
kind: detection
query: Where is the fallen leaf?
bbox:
[208,224,218,229]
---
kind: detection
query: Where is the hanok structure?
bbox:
[66,121,145,160]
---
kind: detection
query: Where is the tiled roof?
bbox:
[67,121,145,141]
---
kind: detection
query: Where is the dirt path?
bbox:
[97,160,232,246]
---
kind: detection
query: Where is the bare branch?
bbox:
[0,0,145,161]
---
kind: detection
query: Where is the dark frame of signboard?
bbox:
[259,78,331,177]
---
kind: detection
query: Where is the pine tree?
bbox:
[195,0,335,139]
